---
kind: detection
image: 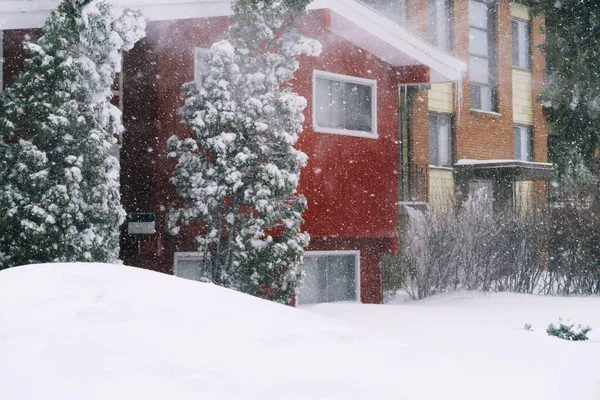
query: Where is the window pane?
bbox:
[315,77,344,129]
[514,126,521,160]
[428,0,451,51]
[512,21,519,67]
[298,257,326,305]
[324,256,356,302]
[362,0,407,25]
[480,85,493,111]
[437,0,451,51]
[438,116,451,167]
[471,85,482,110]
[519,21,530,69]
[299,254,357,304]
[176,258,204,281]
[522,127,532,161]
[469,1,488,29]
[470,27,489,57]
[429,115,439,166]
[470,57,489,84]
[344,82,372,132]
[194,48,210,87]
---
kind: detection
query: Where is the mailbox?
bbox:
[128,212,156,235]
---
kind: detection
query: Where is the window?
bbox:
[313,70,377,138]
[174,252,207,281]
[514,125,532,161]
[360,0,408,26]
[297,251,360,305]
[428,0,452,52]
[512,19,530,70]
[429,114,452,167]
[194,47,210,87]
[469,0,496,112]
[468,180,494,208]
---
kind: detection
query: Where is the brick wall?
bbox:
[405,0,548,167]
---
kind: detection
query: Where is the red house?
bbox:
[0,0,464,304]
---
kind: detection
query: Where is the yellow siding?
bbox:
[512,70,533,125]
[511,3,530,20]
[428,83,454,113]
[515,181,534,212]
[429,168,455,211]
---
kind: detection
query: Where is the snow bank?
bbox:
[307,291,600,400]
[0,263,402,400]
[2,264,598,399]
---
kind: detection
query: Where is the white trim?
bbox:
[298,250,361,304]
[312,70,378,140]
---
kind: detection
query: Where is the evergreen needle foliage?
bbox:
[546,318,592,341]
[0,0,145,268]
[168,0,321,304]
[523,0,600,177]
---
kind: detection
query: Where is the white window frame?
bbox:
[173,251,204,280]
[194,47,210,87]
[297,250,361,305]
[312,70,378,140]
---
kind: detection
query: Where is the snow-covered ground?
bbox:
[0,263,598,399]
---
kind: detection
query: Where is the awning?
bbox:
[454,159,554,182]
[0,0,465,84]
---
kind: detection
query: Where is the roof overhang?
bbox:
[314,0,465,83]
[454,160,554,182]
[0,0,465,83]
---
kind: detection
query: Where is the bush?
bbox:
[395,193,546,300]
[385,189,600,301]
[546,318,592,341]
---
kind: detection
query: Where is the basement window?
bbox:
[174,252,206,281]
[297,251,360,305]
[313,70,377,139]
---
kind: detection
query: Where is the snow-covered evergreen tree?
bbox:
[168,0,321,303]
[0,0,145,268]
[523,1,600,177]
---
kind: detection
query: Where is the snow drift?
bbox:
[0,263,402,400]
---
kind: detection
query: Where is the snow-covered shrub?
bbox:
[398,193,545,300]
[546,318,592,341]
[0,0,145,268]
[168,0,321,303]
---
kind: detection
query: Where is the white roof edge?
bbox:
[455,159,553,167]
[312,0,465,83]
[0,0,465,83]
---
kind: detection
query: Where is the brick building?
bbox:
[364,0,552,211]
[0,0,549,304]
